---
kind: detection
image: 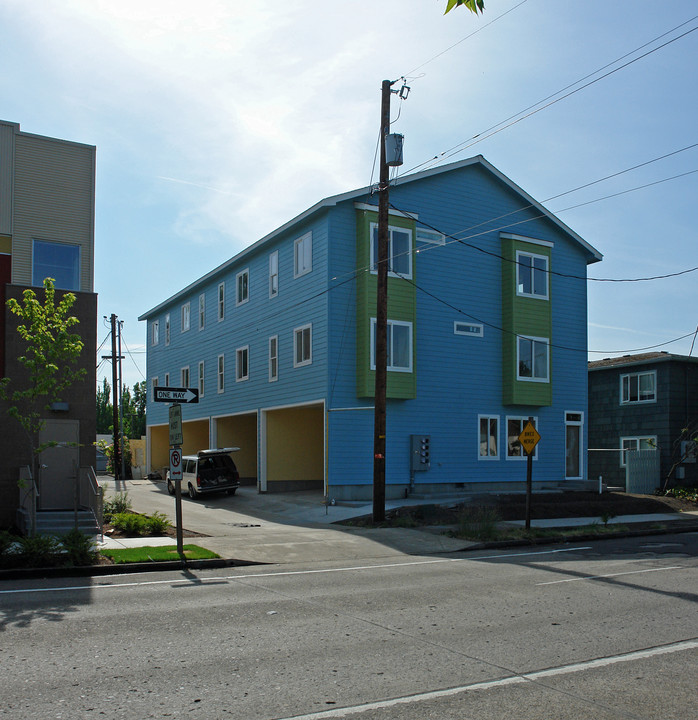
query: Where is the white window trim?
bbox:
[269,335,279,382]
[181,366,190,388]
[369,222,413,279]
[620,370,657,405]
[478,415,500,460]
[620,435,657,467]
[198,293,205,331]
[269,251,279,298]
[165,313,170,346]
[506,416,539,460]
[236,268,250,306]
[454,321,483,337]
[294,232,312,278]
[217,282,225,322]
[370,318,413,373]
[565,410,584,480]
[416,228,445,246]
[181,302,190,333]
[517,335,550,383]
[151,320,159,346]
[236,346,249,382]
[516,250,549,300]
[217,354,225,393]
[198,360,205,398]
[293,324,313,368]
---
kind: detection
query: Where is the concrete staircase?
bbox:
[35,510,100,536]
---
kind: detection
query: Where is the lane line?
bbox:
[0,546,591,596]
[269,640,698,720]
[536,566,683,585]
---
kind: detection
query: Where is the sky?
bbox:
[1,0,696,391]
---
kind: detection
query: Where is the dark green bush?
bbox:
[110,512,150,536]
[18,535,63,567]
[61,528,98,566]
[146,512,170,535]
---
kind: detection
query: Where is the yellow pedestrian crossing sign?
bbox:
[518,421,540,456]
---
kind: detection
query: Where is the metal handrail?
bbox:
[80,466,104,540]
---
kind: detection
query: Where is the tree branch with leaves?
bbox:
[445,0,485,14]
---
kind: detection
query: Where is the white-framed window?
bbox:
[370,223,412,278]
[416,228,445,246]
[269,251,279,298]
[565,411,584,479]
[181,303,190,332]
[32,239,80,291]
[181,366,190,388]
[236,269,249,306]
[620,436,656,467]
[236,346,249,381]
[506,416,538,459]
[478,415,499,459]
[517,336,549,382]
[370,318,413,372]
[516,251,549,299]
[151,377,158,401]
[164,372,170,387]
[198,361,205,398]
[294,232,312,277]
[620,371,656,404]
[217,282,225,321]
[151,320,159,346]
[294,324,312,367]
[269,335,278,382]
[198,293,205,330]
[454,321,483,337]
[165,313,170,345]
[217,354,225,393]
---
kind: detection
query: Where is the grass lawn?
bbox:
[101,544,220,564]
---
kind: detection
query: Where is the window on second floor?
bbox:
[151,320,159,346]
[32,239,80,291]
[165,313,170,345]
[217,354,225,393]
[370,319,413,372]
[269,335,278,382]
[217,282,225,321]
[236,346,249,381]
[236,269,249,306]
[294,324,312,367]
[370,223,412,278]
[198,293,205,330]
[620,371,656,404]
[181,303,190,332]
[517,336,549,382]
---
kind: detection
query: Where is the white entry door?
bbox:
[38,419,80,509]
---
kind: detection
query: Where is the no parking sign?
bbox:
[169,448,183,481]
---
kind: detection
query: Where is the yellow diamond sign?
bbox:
[518,421,541,456]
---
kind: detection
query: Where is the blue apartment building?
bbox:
[139,156,602,501]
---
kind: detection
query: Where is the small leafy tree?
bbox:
[96,378,113,434]
[0,278,85,481]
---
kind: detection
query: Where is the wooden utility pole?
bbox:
[373,79,392,523]
[110,313,121,482]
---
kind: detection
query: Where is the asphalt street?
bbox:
[1,532,696,719]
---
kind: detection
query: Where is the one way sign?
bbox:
[154,386,199,404]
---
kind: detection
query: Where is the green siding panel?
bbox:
[501,236,552,406]
[356,209,416,399]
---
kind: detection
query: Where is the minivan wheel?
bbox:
[167,479,175,496]
[188,483,198,500]
[226,488,237,496]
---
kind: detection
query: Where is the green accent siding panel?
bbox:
[501,236,552,406]
[356,209,416,399]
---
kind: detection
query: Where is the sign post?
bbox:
[518,418,541,531]
[169,444,184,556]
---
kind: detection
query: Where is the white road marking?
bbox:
[536,565,682,585]
[269,640,698,720]
[0,546,590,596]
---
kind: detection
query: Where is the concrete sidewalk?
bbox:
[99,478,698,565]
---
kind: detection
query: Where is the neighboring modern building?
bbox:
[588,352,698,489]
[0,120,97,529]
[140,156,602,501]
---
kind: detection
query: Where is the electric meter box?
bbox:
[410,434,431,472]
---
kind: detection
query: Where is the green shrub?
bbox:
[104,492,132,521]
[110,512,150,536]
[18,535,63,567]
[0,531,20,568]
[456,506,501,541]
[61,528,98,566]
[0,530,16,555]
[664,486,698,503]
[146,512,170,535]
